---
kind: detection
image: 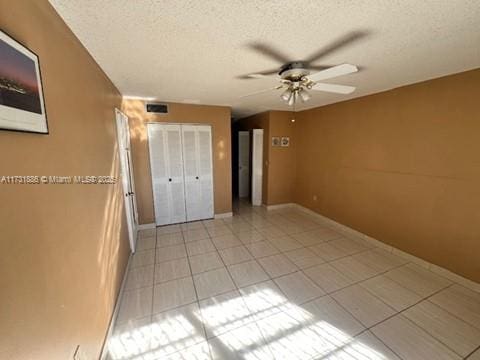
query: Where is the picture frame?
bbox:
[0,30,48,134]
[271,136,280,147]
[281,136,290,147]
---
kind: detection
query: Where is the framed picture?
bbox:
[0,30,48,134]
[271,136,280,147]
[281,136,290,147]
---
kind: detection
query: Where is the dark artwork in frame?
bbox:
[0,30,48,134]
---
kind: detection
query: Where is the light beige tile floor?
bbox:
[104,201,480,360]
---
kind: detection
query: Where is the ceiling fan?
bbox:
[239,31,367,106]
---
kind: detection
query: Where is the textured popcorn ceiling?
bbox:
[49,0,480,118]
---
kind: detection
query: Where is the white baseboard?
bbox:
[264,203,295,211]
[214,212,233,219]
[100,252,132,359]
[137,222,156,230]
[292,203,480,293]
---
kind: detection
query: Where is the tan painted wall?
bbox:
[122,99,232,224]
[295,68,480,283]
[235,111,296,205]
[0,1,130,359]
[268,111,296,205]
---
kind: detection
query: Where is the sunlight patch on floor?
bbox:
[106,287,386,360]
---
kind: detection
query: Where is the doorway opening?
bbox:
[233,128,264,207]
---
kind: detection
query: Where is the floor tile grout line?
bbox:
[299,255,410,297]
[423,297,480,333]
[147,226,159,323]
[325,291,404,359]
[215,237,252,294]
[397,297,472,358]
[378,264,453,298]
[256,252,300,279]
[328,261,414,299]
[339,283,455,357]
[183,229,214,359]
[299,260,415,322]
[465,345,480,359]
[310,327,404,360]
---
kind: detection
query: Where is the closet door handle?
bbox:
[195,176,199,180]
[168,178,172,182]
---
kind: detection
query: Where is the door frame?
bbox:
[115,109,138,252]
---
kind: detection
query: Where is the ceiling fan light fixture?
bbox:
[288,91,296,106]
[280,89,292,102]
[299,88,311,102]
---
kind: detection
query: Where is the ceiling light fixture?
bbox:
[288,91,296,106]
[298,88,311,102]
[280,89,292,102]
[279,84,312,107]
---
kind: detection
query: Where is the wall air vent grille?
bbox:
[146,103,168,114]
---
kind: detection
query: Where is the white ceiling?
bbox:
[49,0,480,118]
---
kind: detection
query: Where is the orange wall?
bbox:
[0,1,130,359]
[295,68,480,283]
[122,99,232,224]
[268,111,296,205]
[235,111,296,205]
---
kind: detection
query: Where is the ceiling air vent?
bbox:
[146,103,168,114]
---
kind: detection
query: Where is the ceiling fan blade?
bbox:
[307,64,358,82]
[240,85,284,98]
[247,42,291,64]
[307,64,335,71]
[305,30,369,63]
[237,68,280,80]
[311,83,356,94]
[247,74,269,79]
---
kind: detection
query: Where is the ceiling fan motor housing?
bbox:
[279,62,311,81]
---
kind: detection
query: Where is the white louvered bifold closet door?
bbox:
[182,125,214,222]
[165,125,188,223]
[147,124,186,225]
[197,126,214,219]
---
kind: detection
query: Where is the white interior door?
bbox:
[182,125,214,222]
[147,123,186,226]
[238,131,250,198]
[115,109,138,252]
[251,129,263,206]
